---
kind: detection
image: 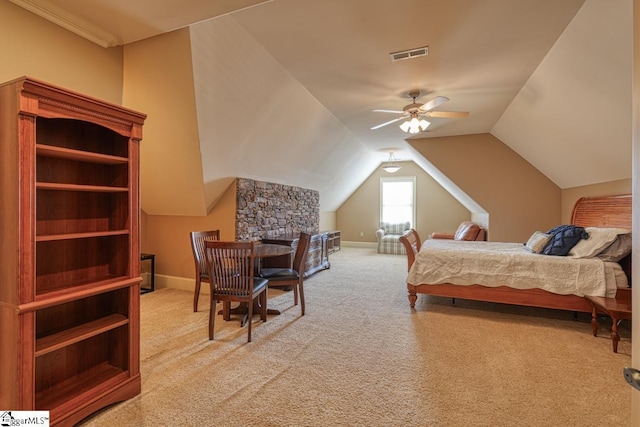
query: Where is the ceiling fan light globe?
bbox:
[409,117,421,133]
[419,119,430,131]
[399,121,411,132]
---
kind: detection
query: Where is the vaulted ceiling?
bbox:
[11,0,632,214]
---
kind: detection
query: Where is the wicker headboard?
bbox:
[571,193,632,281]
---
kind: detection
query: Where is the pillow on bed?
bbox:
[542,225,589,256]
[597,233,632,262]
[568,227,631,258]
[524,231,551,254]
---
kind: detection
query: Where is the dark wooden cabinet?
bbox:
[262,232,330,277]
[0,77,146,426]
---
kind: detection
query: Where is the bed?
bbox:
[404,194,632,313]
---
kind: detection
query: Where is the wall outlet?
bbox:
[359,231,364,237]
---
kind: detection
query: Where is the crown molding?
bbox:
[9,0,120,47]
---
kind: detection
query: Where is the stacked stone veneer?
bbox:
[236,178,320,241]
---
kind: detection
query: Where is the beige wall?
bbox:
[561,179,632,223]
[410,133,561,242]
[123,28,208,217]
[142,181,237,279]
[0,1,123,104]
[336,161,470,243]
[320,211,337,232]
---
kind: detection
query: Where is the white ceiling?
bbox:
[12,0,633,212]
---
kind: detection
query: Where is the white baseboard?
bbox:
[341,241,377,249]
[150,244,378,294]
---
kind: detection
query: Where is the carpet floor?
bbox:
[79,247,632,427]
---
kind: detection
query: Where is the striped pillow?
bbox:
[524,231,551,254]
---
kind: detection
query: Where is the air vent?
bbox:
[389,46,429,62]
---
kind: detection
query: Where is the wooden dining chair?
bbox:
[259,232,311,315]
[205,240,268,342]
[189,230,220,312]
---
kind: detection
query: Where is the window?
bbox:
[380,177,416,226]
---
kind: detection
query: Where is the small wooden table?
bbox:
[585,291,632,353]
[254,243,295,260]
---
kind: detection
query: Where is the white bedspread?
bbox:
[407,240,619,298]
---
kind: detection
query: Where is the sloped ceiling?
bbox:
[12,0,633,214]
[189,16,377,214]
[492,0,632,188]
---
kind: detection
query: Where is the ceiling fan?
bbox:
[371,91,469,133]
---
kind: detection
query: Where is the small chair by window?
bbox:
[190,230,220,312]
[205,240,268,342]
[376,221,411,254]
[259,232,311,315]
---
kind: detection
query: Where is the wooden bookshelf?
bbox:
[0,77,146,426]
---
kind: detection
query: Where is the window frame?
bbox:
[379,176,416,227]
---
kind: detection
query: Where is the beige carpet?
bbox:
[80,247,632,427]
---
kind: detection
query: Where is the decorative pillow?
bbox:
[524,231,551,254]
[542,225,589,256]
[568,227,631,258]
[454,221,482,241]
[597,233,632,262]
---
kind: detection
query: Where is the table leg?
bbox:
[218,301,280,327]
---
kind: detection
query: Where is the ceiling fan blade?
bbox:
[424,111,470,119]
[418,96,449,112]
[371,117,404,130]
[373,109,406,114]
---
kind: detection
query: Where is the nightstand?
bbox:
[585,289,631,353]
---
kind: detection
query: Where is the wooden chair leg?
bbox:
[299,282,305,316]
[261,291,267,321]
[209,293,215,340]
[293,284,299,305]
[193,276,201,312]
[247,297,253,343]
